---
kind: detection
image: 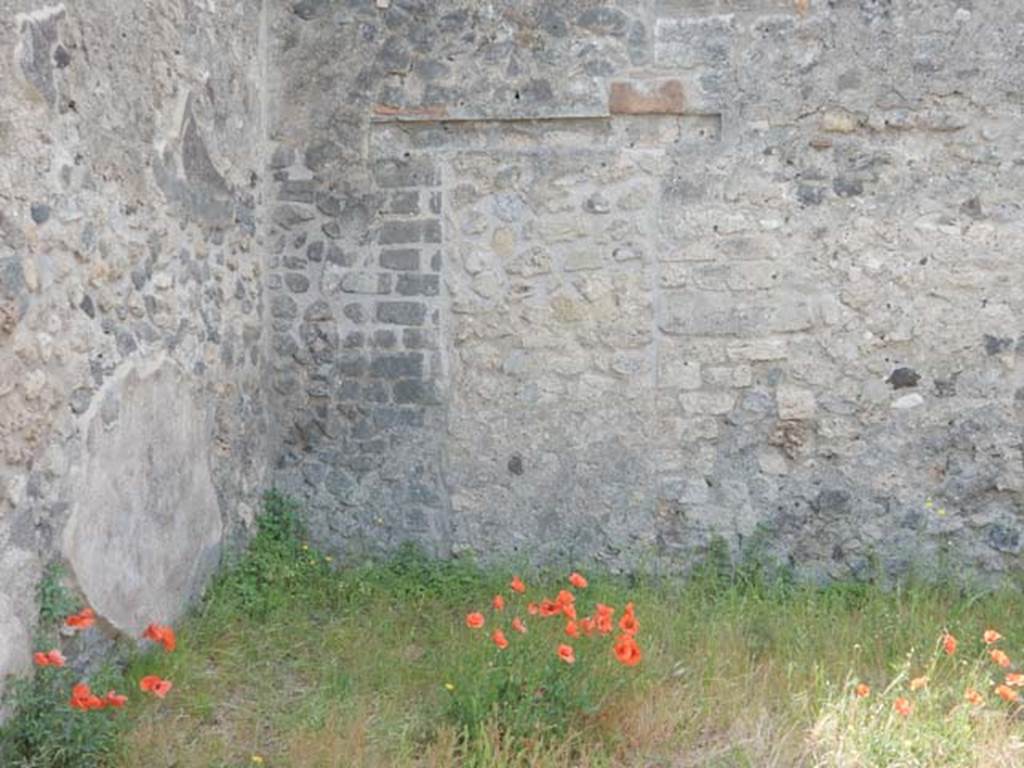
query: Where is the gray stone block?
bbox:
[370,352,424,379]
[377,301,427,326]
[380,249,421,271]
[396,274,440,296]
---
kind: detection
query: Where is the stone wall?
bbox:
[269,0,1024,577]
[2,0,1023,702]
[0,0,271,693]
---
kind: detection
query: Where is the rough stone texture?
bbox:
[4,0,1024,700]
[0,0,271,697]
[269,0,1024,582]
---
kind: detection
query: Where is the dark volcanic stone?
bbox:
[887,367,921,389]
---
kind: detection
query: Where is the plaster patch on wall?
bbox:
[61,357,222,634]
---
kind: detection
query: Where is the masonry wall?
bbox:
[269,0,1024,577]
[2,0,1023,704]
[0,0,270,692]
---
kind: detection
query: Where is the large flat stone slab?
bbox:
[62,358,222,635]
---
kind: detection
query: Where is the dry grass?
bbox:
[111,564,1024,768]
[106,502,1024,767]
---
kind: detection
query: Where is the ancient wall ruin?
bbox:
[3,0,1024,693]
[0,0,271,691]
[268,0,1024,577]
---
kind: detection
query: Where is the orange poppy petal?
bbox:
[613,634,642,667]
[942,633,957,656]
[996,684,1020,703]
[139,675,160,693]
[991,649,1011,669]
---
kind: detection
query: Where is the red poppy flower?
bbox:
[143,623,176,653]
[562,602,577,621]
[492,629,509,650]
[893,697,913,717]
[556,590,575,606]
[34,649,65,668]
[618,606,639,637]
[466,612,485,629]
[964,687,984,706]
[540,600,561,617]
[984,629,1003,644]
[1007,673,1024,687]
[580,617,596,636]
[996,684,1020,703]
[139,675,173,699]
[70,682,104,711]
[613,634,642,667]
[991,649,1011,669]
[492,595,505,611]
[509,577,526,594]
[65,608,96,631]
[568,572,588,589]
[854,683,870,698]
[527,602,539,616]
[512,617,527,634]
[565,620,579,638]
[104,690,128,708]
[557,644,575,664]
[942,632,957,656]
[595,604,615,635]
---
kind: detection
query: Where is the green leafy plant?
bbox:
[202,489,332,620]
[0,664,129,768]
[0,569,127,768]
[36,564,78,637]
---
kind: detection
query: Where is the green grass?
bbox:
[7,493,1024,766]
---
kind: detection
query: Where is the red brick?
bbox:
[608,80,686,115]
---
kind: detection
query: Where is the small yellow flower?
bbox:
[302,544,309,551]
[937,507,947,517]
[251,756,264,765]
[444,682,455,691]
[326,556,332,562]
